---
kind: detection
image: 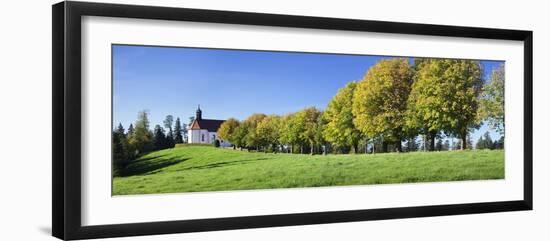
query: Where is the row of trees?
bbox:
[476,131,505,150]
[218,58,505,154]
[112,111,187,175]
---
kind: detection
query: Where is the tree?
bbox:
[163,115,174,134]
[443,139,450,151]
[243,113,267,150]
[476,131,495,150]
[256,115,283,152]
[494,136,504,149]
[112,123,127,175]
[153,124,167,150]
[173,117,184,144]
[128,110,154,154]
[475,136,485,150]
[407,59,482,150]
[404,137,419,152]
[479,64,505,135]
[218,118,240,149]
[213,139,221,147]
[353,58,413,152]
[435,138,443,151]
[279,113,302,153]
[127,123,135,137]
[466,134,473,150]
[323,82,362,154]
[232,123,249,150]
[296,107,322,154]
[163,115,175,147]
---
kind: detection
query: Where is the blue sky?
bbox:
[113,45,504,145]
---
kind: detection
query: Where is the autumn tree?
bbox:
[479,64,505,135]
[232,123,249,150]
[128,110,154,154]
[256,115,282,152]
[243,113,267,150]
[297,107,323,154]
[279,113,302,153]
[407,59,482,150]
[323,82,362,153]
[217,118,240,149]
[353,58,413,152]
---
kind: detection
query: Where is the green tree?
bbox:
[404,137,419,152]
[173,117,184,144]
[153,124,167,150]
[476,131,494,150]
[112,123,127,175]
[163,115,174,134]
[479,64,505,135]
[494,136,504,149]
[217,118,240,149]
[353,58,413,152]
[128,110,154,154]
[407,59,482,150]
[435,138,443,151]
[323,82,362,154]
[443,139,450,151]
[213,139,221,148]
[476,136,485,150]
[163,115,175,147]
[127,123,134,137]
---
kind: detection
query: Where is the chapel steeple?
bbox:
[196,105,202,120]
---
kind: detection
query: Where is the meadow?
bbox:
[112,145,504,195]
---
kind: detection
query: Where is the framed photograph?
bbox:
[52,1,533,240]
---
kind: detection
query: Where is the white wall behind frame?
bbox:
[0,0,547,241]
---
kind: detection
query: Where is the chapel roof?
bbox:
[190,119,225,132]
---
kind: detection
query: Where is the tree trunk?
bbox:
[395,140,402,152]
[422,135,428,151]
[352,143,359,154]
[429,135,435,151]
[300,146,304,154]
[310,143,315,155]
[372,139,376,154]
[461,130,467,150]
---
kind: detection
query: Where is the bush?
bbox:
[213,139,221,148]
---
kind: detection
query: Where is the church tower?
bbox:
[196,105,202,120]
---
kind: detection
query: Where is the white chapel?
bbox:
[187,106,229,146]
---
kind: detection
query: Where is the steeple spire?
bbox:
[196,104,202,120]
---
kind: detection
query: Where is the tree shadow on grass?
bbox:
[118,155,190,177]
[177,157,269,171]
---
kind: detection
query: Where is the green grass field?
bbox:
[112,146,504,195]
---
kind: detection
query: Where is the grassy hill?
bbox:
[113,145,504,195]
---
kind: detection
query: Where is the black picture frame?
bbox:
[52,1,533,240]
